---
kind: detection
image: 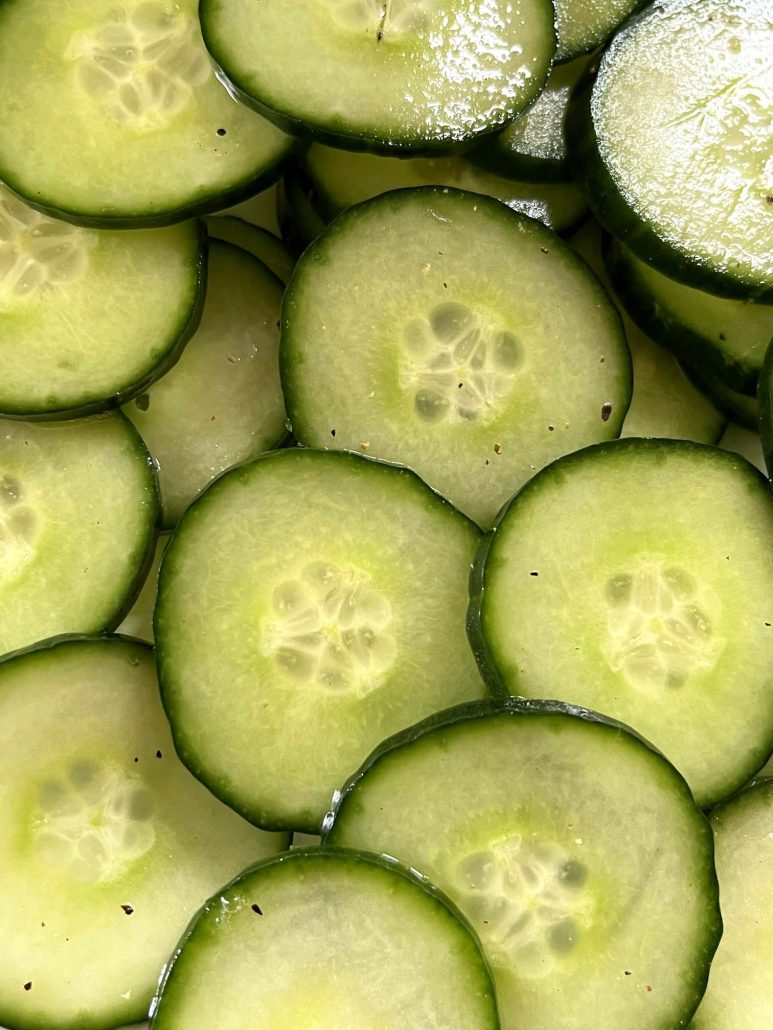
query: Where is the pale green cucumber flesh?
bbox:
[206,216,294,283]
[554,0,643,61]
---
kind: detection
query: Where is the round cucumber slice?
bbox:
[0,0,295,226]
[206,217,294,283]
[199,0,555,153]
[554,0,643,62]
[470,439,773,807]
[283,187,630,528]
[0,637,286,1030]
[0,187,204,418]
[150,847,499,1029]
[155,449,485,832]
[124,241,286,527]
[0,413,158,659]
[326,700,721,1030]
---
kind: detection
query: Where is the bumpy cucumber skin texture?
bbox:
[150,846,500,1029]
[0,222,208,422]
[759,340,773,478]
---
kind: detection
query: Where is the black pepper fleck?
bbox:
[719,332,727,341]
[330,429,336,438]
[23,982,32,992]
[216,128,226,136]
[121,904,134,915]
[155,750,163,759]
[530,571,539,577]
[251,904,263,915]
[601,402,613,422]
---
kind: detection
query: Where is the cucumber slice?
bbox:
[606,238,773,395]
[216,183,281,235]
[326,700,721,1030]
[554,0,643,62]
[720,423,766,475]
[470,439,773,807]
[277,173,328,255]
[0,0,295,227]
[283,187,631,528]
[117,533,170,643]
[681,358,760,431]
[571,0,773,300]
[692,779,773,1029]
[206,217,294,283]
[155,449,485,832]
[0,637,286,1030]
[0,413,157,658]
[200,0,555,153]
[759,340,773,476]
[124,241,286,527]
[150,847,499,1029]
[0,188,204,418]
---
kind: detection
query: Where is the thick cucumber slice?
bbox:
[283,187,630,528]
[692,779,773,1029]
[571,0,773,300]
[151,847,499,1029]
[758,340,773,476]
[326,700,721,1030]
[554,0,643,61]
[124,241,286,527]
[0,414,157,658]
[206,217,294,283]
[155,449,485,832]
[606,238,773,395]
[201,0,555,153]
[0,188,204,418]
[0,637,286,1030]
[681,358,760,431]
[0,0,295,226]
[470,439,773,807]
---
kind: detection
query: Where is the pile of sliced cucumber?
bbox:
[0,0,770,1027]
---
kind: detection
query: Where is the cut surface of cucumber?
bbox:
[124,241,286,527]
[0,0,295,226]
[283,188,630,528]
[155,448,485,832]
[681,357,760,431]
[692,779,773,1030]
[200,0,555,152]
[0,188,204,418]
[574,0,773,299]
[470,439,773,807]
[0,414,157,658]
[554,0,642,61]
[326,700,720,1030]
[150,847,499,1029]
[0,637,286,1030]
[206,216,294,283]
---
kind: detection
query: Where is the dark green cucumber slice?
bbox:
[124,241,286,527]
[0,188,204,418]
[0,413,158,658]
[0,637,286,1030]
[283,187,630,528]
[150,847,499,1029]
[570,0,773,300]
[0,0,295,227]
[554,0,643,61]
[692,779,773,1029]
[155,449,485,832]
[470,439,773,807]
[206,216,294,283]
[326,699,721,1030]
[758,340,773,476]
[681,358,760,431]
[200,0,555,153]
[606,237,773,394]
[277,173,328,255]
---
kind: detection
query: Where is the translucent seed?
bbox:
[429,301,473,343]
[457,851,497,891]
[684,604,712,637]
[493,331,522,370]
[0,475,22,505]
[664,566,696,598]
[69,760,98,790]
[606,573,633,604]
[128,789,154,821]
[415,389,449,422]
[14,262,46,295]
[558,859,587,888]
[549,918,579,953]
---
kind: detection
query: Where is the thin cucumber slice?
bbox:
[216,183,281,235]
[124,241,286,527]
[606,238,773,394]
[470,439,773,807]
[326,700,721,1030]
[283,187,630,528]
[277,173,328,255]
[570,0,773,300]
[117,533,170,643]
[206,217,294,283]
[692,779,773,1029]
[0,637,286,1030]
[200,0,555,153]
[759,340,773,476]
[554,0,643,62]
[0,0,295,227]
[0,188,204,418]
[155,449,485,832]
[302,146,588,233]
[0,413,158,658]
[681,358,760,431]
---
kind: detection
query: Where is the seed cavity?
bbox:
[324,0,433,36]
[0,472,39,583]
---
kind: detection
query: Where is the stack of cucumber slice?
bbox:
[0,0,771,1027]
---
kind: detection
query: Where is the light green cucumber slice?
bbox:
[692,779,773,1029]
[303,145,588,233]
[0,413,157,658]
[200,0,555,153]
[117,533,170,643]
[326,700,721,1030]
[124,241,286,527]
[155,449,485,832]
[573,0,773,299]
[283,187,631,528]
[720,423,766,475]
[0,637,286,1030]
[150,847,499,1029]
[554,0,643,61]
[0,188,204,418]
[0,0,295,226]
[470,439,773,807]
[206,216,294,283]
[216,183,280,235]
